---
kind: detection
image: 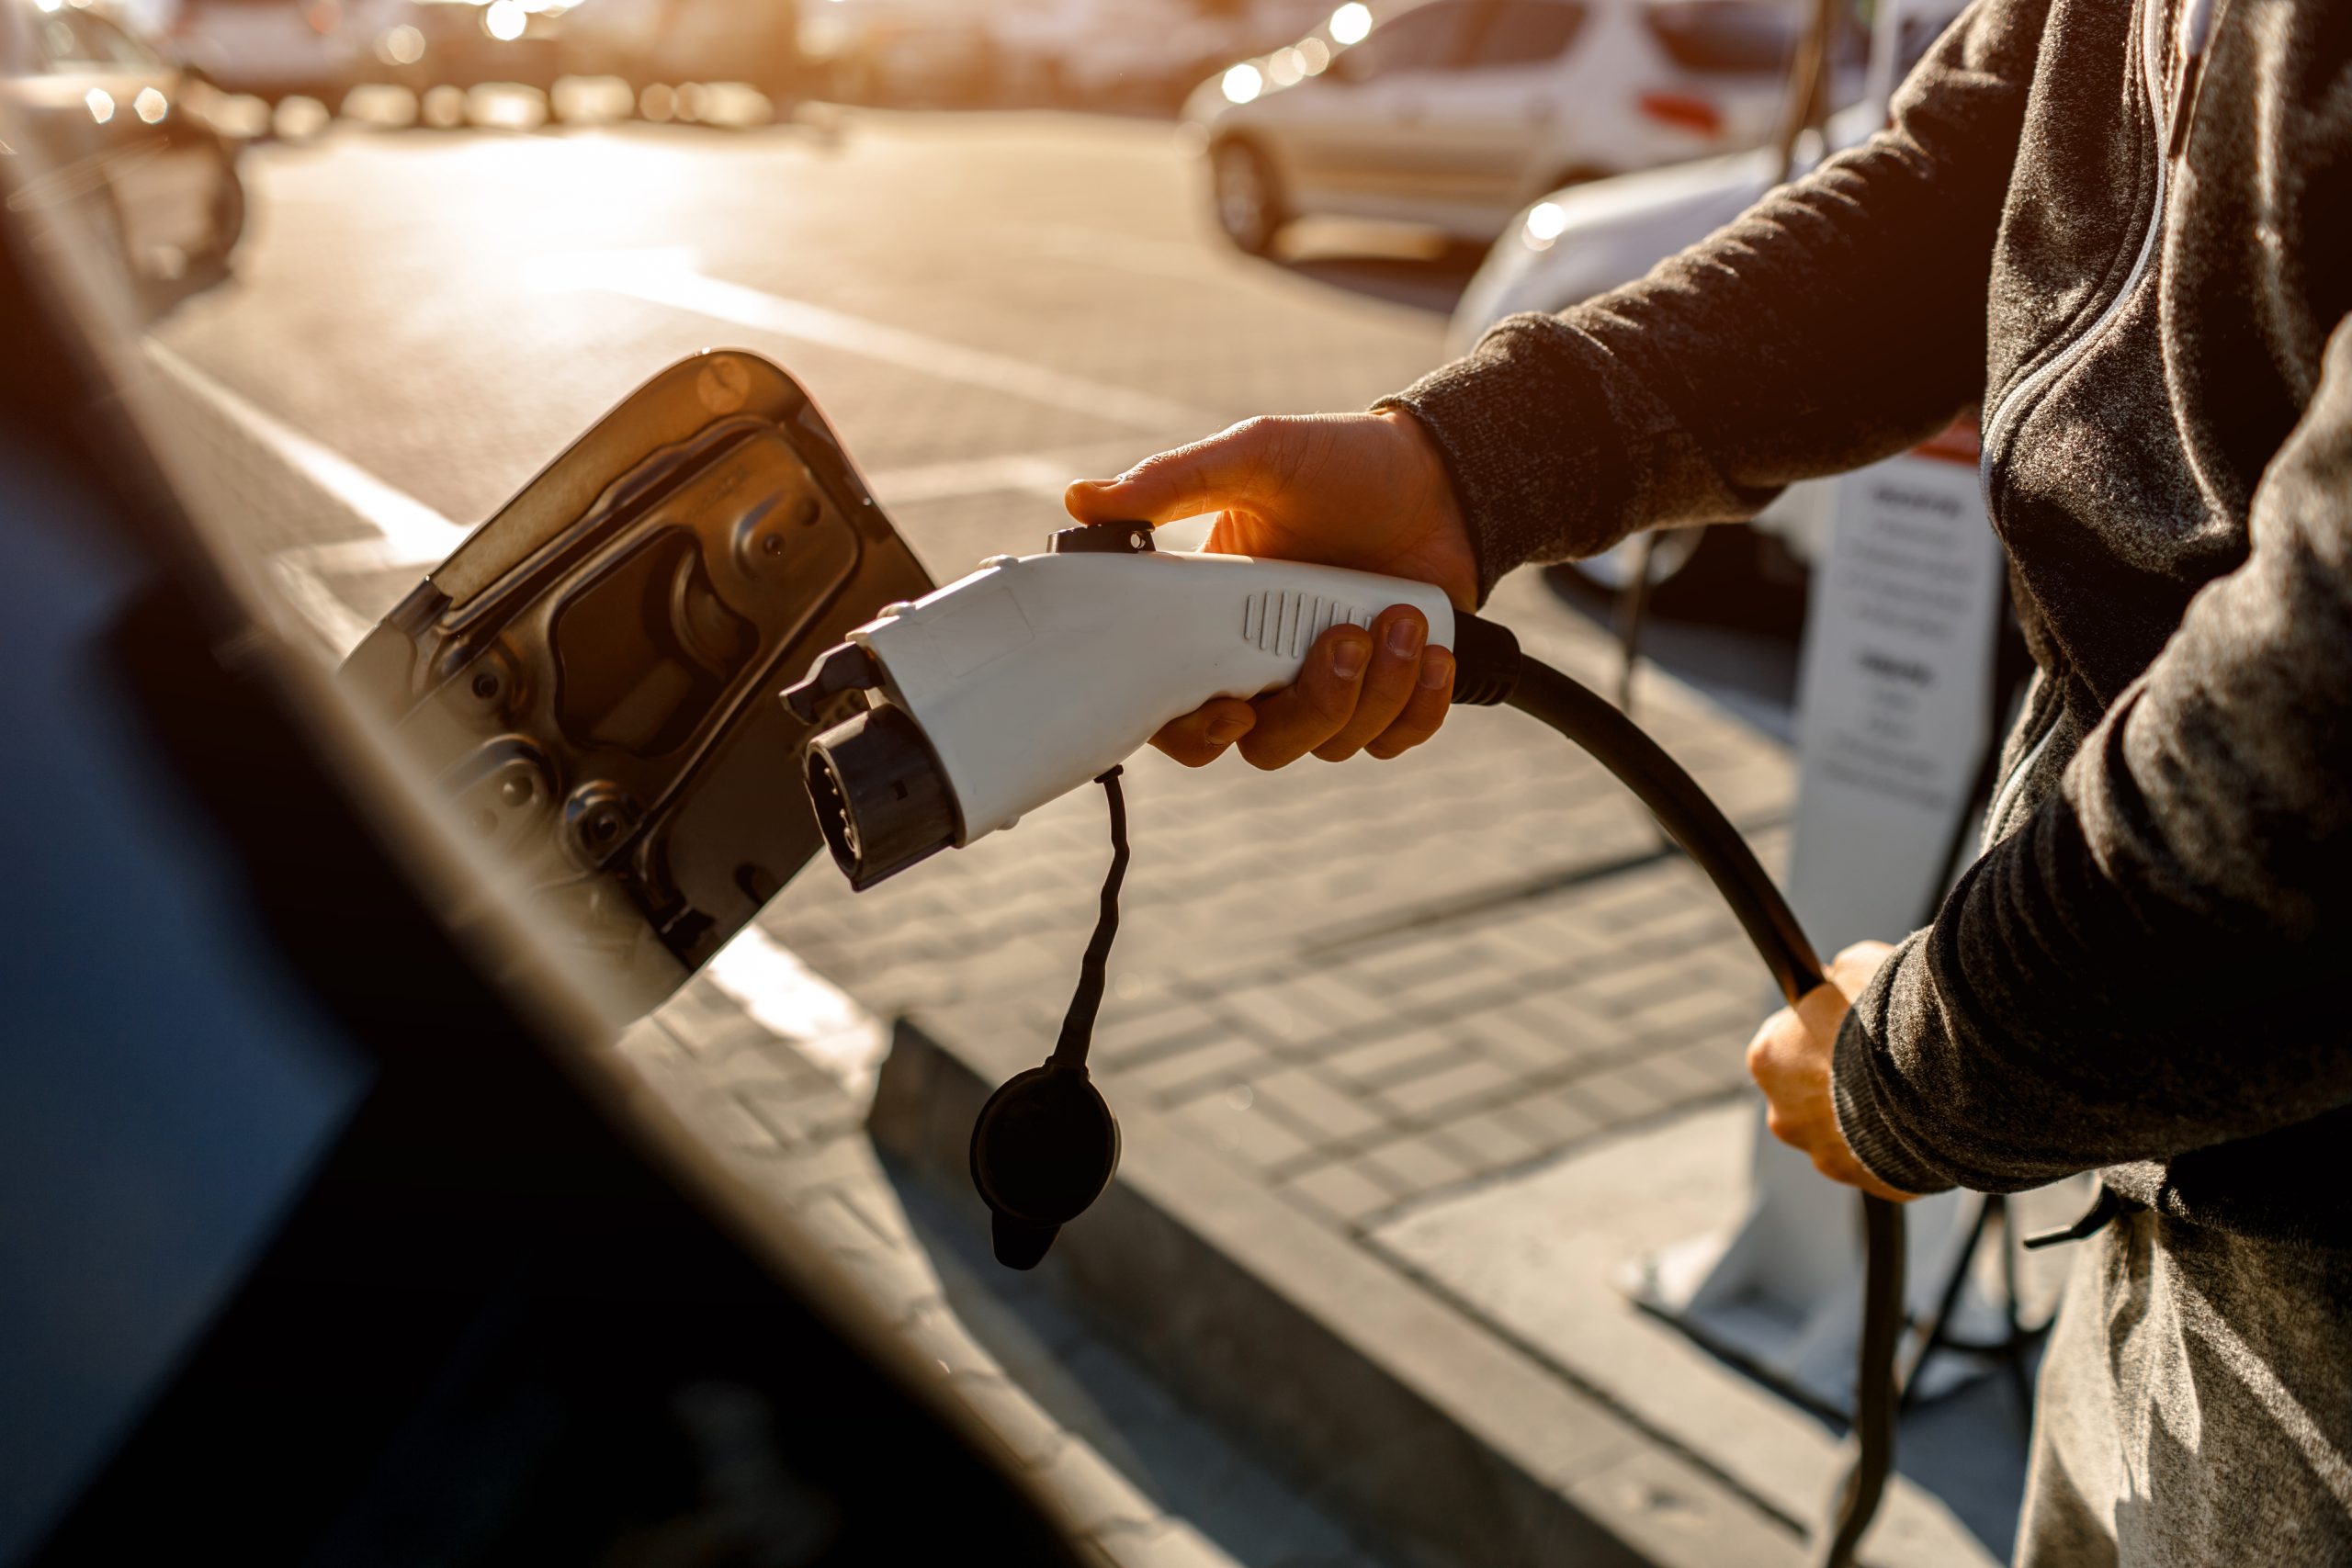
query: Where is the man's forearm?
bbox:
[1381,0,2045,602]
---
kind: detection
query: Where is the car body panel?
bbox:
[560,0,801,91]
[339,349,935,1012]
[163,0,361,99]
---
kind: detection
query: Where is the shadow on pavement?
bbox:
[882,1153,1400,1568]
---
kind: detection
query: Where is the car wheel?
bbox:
[1211,140,1283,255]
[1544,525,1810,637]
[209,156,247,263]
[1562,527,1704,593]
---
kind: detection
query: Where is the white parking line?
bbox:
[146,342,469,569]
[701,924,890,1098]
[550,249,1218,434]
[145,343,470,655]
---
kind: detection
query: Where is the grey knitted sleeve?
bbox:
[1378,0,2044,603]
[1833,318,2352,1195]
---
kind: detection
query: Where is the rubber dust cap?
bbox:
[990,1213,1059,1272]
[969,1064,1120,1270]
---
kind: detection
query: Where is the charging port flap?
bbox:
[338,350,934,1009]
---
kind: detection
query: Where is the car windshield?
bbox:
[1467,0,1586,66]
[1342,0,1482,75]
[1641,0,1858,74]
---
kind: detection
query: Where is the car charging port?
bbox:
[802,704,962,891]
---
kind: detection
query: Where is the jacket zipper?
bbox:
[1977,0,2175,519]
[1984,682,2061,845]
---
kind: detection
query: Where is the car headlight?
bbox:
[378,23,425,64]
[1522,200,1570,251]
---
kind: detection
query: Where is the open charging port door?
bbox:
[338,350,933,1010]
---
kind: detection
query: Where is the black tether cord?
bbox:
[1049,767,1129,1070]
[1501,650,1904,1568]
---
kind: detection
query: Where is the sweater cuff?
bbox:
[1831,964,1958,1199]
[1374,314,1631,605]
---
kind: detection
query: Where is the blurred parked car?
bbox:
[809,0,994,105]
[560,0,801,95]
[1188,0,1860,254]
[1,0,245,291]
[354,0,563,96]
[989,0,1250,109]
[161,0,363,103]
[1441,0,1959,606]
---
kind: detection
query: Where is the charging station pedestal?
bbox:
[1629,423,2012,1412]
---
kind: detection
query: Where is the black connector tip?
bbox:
[1048,522,1155,554]
[1446,613,1522,707]
[782,640,881,724]
[990,1214,1060,1271]
[801,703,961,891]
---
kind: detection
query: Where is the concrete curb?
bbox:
[872,1006,1811,1568]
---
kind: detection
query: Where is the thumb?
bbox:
[1065,420,1284,526]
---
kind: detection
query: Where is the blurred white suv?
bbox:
[1186,0,1858,252]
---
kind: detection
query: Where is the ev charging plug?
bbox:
[784,525,1462,890]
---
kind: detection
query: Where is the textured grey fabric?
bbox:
[1383,0,2352,1241]
[2018,1211,2352,1562]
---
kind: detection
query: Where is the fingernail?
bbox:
[1206,716,1249,745]
[1419,651,1453,690]
[1386,617,1425,659]
[1331,636,1368,681]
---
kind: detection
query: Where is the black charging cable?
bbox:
[1456,613,1903,1568]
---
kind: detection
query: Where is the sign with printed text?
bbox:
[1785,421,2006,954]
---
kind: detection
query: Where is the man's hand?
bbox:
[1746,941,1917,1202]
[1065,410,1476,769]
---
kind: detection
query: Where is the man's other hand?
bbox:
[1065,411,1477,769]
[1747,941,1917,1202]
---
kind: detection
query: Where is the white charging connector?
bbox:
[855,547,1454,841]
